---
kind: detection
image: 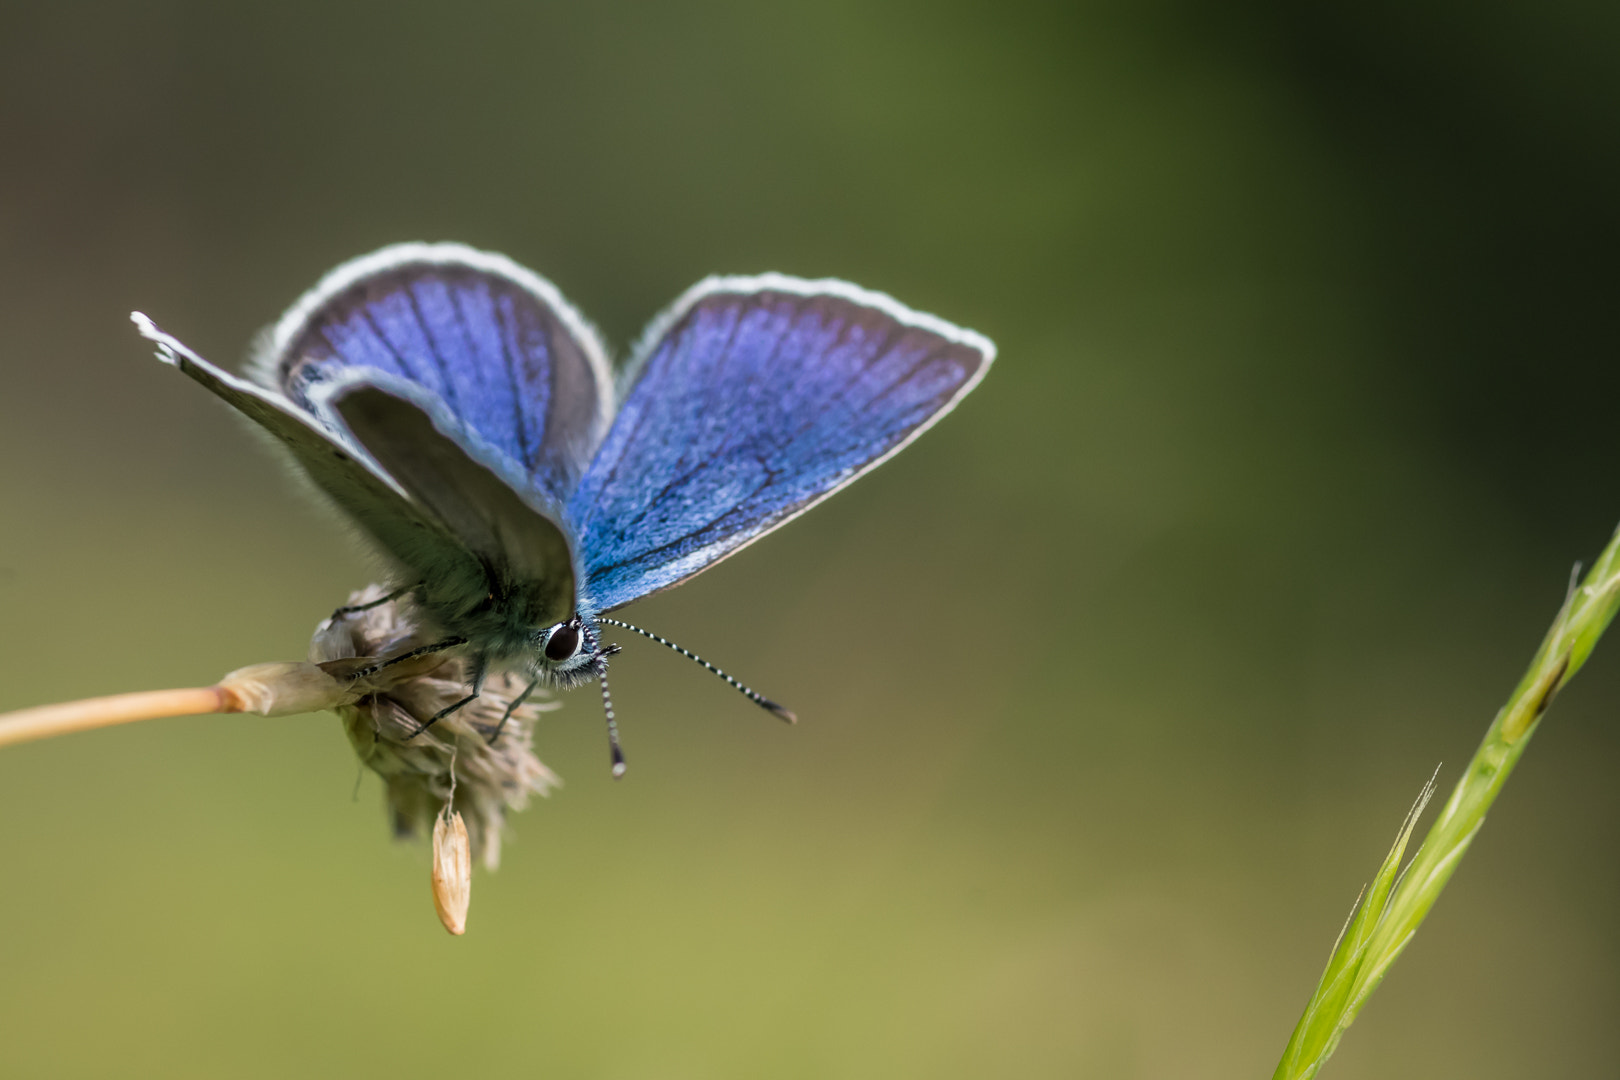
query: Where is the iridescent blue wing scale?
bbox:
[567,275,994,613]
[252,243,613,504]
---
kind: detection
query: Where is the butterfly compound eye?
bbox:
[544,622,582,662]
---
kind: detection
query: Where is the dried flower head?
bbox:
[309,585,560,870]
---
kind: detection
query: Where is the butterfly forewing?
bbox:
[567,278,994,612]
[256,243,612,504]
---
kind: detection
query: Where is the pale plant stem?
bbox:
[0,687,238,749]
[0,659,361,750]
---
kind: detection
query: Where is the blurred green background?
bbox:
[2,1,1617,1076]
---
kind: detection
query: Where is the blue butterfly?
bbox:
[132,243,994,774]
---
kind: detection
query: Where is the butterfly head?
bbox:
[535,614,615,689]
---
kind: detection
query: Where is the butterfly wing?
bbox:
[566,275,994,612]
[253,242,613,504]
[135,309,578,649]
[131,313,485,591]
[323,375,576,637]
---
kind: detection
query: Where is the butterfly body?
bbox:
[134,243,993,739]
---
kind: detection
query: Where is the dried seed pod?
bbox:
[431,808,472,935]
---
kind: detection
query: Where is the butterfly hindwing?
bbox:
[254,243,613,505]
[326,376,577,642]
[567,276,994,612]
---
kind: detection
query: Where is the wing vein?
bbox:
[404,283,460,413]
[614,295,802,535]
[491,292,537,476]
[358,307,423,384]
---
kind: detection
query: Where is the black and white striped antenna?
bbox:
[598,617,796,724]
[598,665,628,778]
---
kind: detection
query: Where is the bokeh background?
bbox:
[1,2,1617,1076]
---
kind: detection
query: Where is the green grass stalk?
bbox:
[1274,525,1620,1080]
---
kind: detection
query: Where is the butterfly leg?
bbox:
[345,636,468,682]
[328,581,424,622]
[406,656,488,741]
[485,676,540,746]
